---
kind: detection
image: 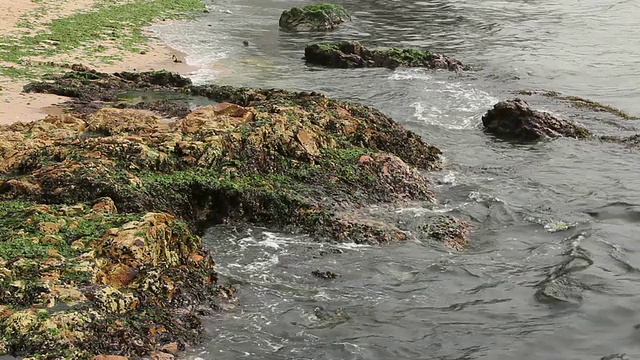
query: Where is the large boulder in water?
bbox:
[482,98,591,140]
[305,41,466,71]
[279,3,351,31]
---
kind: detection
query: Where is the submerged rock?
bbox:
[482,98,591,140]
[422,215,471,251]
[305,41,466,71]
[312,270,338,279]
[279,3,351,31]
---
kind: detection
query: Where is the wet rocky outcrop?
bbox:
[279,3,351,31]
[422,215,471,251]
[482,98,591,141]
[0,200,228,359]
[0,67,472,358]
[11,68,452,245]
[24,66,190,102]
[305,41,467,71]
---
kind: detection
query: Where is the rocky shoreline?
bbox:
[0,67,471,359]
[2,1,638,359]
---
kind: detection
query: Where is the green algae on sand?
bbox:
[0,0,205,79]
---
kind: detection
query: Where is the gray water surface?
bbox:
[151,1,640,359]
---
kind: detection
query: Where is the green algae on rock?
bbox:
[10,68,467,247]
[0,199,227,359]
[422,215,471,251]
[0,67,475,357]
[279,3,351,31]
[7,85,438,244]
[24,66,191,102]
[305,41,467,71]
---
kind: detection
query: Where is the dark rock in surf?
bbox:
[312,270,338,279]
[279,3,351,31]
[482,98,591,140]
[305,41,466,71]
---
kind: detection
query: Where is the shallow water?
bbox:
[152,1,640,359]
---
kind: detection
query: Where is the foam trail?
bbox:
[390,69,498,129]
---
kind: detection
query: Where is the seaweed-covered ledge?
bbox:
[0,67,472,358]
[305,41,467,71]
[18,68,459,245]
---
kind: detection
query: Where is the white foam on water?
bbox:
[390,69,498,129]
[468,190,504,203]
[244,253,280,274]
[388,68,433,81]
[394,204,455,216]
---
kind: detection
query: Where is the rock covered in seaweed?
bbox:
[482,98,591,141]
[0,67,474,358]
[24,67,190,102]
[279,3,351,31]
[305,41,466,71]
[422,215,471,251]
[0,200,228,359]
[5,68,445,247]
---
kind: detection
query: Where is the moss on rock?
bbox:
[0,200,225,359]
[279,3,351,31]
[10,68,445,245]
[422,215,471,251]
[305,41,467,71]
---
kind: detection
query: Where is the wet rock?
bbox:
[519,89,637,120]
[422,215,471,251]
[534,243,593,304]
[2,68,460,356]
[92,197,118,214]
[482,98,591,140]
[160,342,180,354]
[535,276,584,304]
[314,248,344,258]
[0,201,226,359]
[600,354,628,360]
[23,68,191,103]
[598,134,640,150]
[15,69,443,245]
[312,270,338,279]
[310,306,350,328]
[279,3,350,31]
[150,351,175,360]
[305,41,466,71]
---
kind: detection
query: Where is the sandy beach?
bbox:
[0,0,200,125]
